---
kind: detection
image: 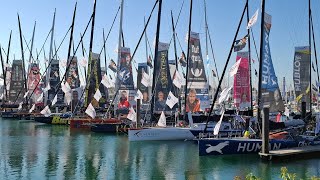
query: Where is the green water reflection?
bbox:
[0,119,319,179]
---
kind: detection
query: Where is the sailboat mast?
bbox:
[116,0,124,92]
[171,11,178,69]
[29,21,36,64]
[84,0,97,107]
[45,9,56,106]
[310,14,320,110]
[308,0,312,111]
[246,0,253,110]
[151,0,163,120]
[144,17,148,64]
[17,14,28,103]
[183,0,193,120]
[0,47,5,100]
[103,29,107,74]
[258,0,266,126]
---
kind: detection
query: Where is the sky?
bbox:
[0,0,319,92]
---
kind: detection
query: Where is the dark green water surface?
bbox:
[0,118,319,179]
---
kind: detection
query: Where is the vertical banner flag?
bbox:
[186,32,210,112]
[260,13,284,112]
[233,52,251,108]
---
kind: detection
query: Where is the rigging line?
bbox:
[207,26,220,81]
[250,29,260,63]
[22,35,36,63]
[27,19,83,100]
[168,0,185,46]
[35,29,53,60]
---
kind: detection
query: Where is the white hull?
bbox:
[128,127,195,141]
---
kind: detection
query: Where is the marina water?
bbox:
[1,118,319,179]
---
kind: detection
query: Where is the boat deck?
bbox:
[259,145,320,161]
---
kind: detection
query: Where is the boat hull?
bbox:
[91,123,127,133]
[128,127,195,141]
[198,138,320,156]
[34,116,53,124]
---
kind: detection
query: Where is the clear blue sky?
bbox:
[0,0,318,91]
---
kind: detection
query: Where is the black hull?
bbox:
[34,116,53,124]
[91,123,127,133]
[1,111,18,119]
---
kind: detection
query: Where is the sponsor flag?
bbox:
[43,82,51,92]
[247,9,259,29]
[101,74,113,88]
[173,70,184,89]
[212,70,217,77]
[179,51,187,67]
[213,109,225,135]
[36,93,44,102]
[29,104,35,113]
[93,89,102,101]
[157,111,166,127]
[135,89,143,100]
[40,105,52,117]
[52,94,58,105]
[18,102,23,110]
[166,91,178,109]
[85,103,96,119]
[229,58,242,77]
[127,107,136,122]
[62,82,71,93]
[234,35,248,52]
[219,87,232,104]
[80,58,87,67]
[108,59,117,73]
[147,55,153,68]
[141,71,150,87]
[23,92,28,98]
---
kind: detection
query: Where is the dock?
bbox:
[259,145,320,161]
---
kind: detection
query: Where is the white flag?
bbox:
[29,104,36,113]
[23,92,28,98]
[52,94,58,105]
[60,60,67,67]
[43,82,51,92]
[36,93,44,102]
[166,91,178,109]
[229,58,242,77]
[141,72,150,87]
[127,107,137,122]
[40,105,52,117]
[80,58,87,67]
[4,63,10,68]
[135,89,143,101]
[173,70,184,89]
[247,9,259,29]
[101,74,112,88]
[213,109,225,135]
[93,89,102,101]
[64,92,72,105]
[218,87,232,104]
[157,111,166,127]
[85,103,96,119]
[18,102,23,110]
[62,82,71,93]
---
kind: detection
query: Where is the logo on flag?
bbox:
[166,91,178,109]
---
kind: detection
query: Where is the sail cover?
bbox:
[117,47,134,90]
[186,32,210,112]
[260,13,284,112]
[9,60,26,103]
[233,52,251,109]
[153,42,173,112]
[47,60,64,106]
[66,56,80,89]
[293,46,311,111]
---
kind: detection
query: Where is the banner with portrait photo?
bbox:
[260,13,284,112]
[233,52,251,109]
[66,56,80,89]
[27,63,43,105]
[153,42,173,112]
[186,32,210,113]
[117,47,134,90]
[137,63,150,111]
[47,60,64,106]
